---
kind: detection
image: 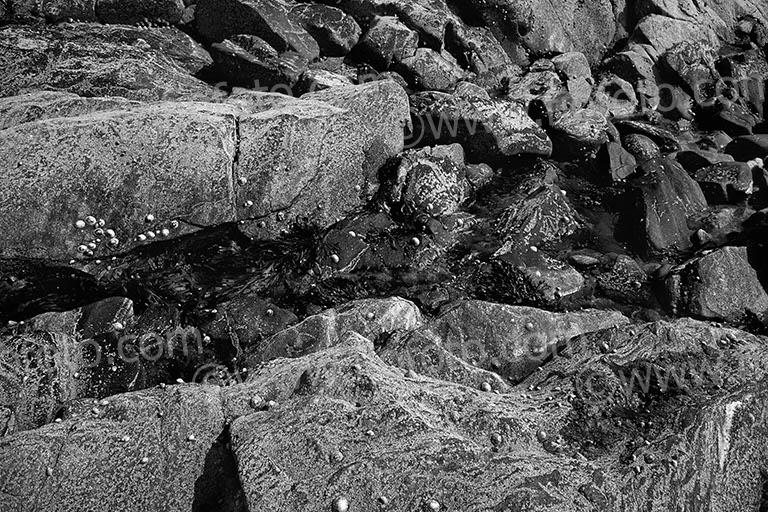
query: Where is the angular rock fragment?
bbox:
[725,134,768,162]
[410,91,552,162]
[210,37,308,90]
[291,3,361,57]
[195,0,319,61]
[397,48,468,92]
[665,246,768,322]
[0,23,213,100]
[355,15,418,69]
[694,162,754,204]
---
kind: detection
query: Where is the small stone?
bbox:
[137,234,147,242]
[536,429,548,442]
[46,467,53,476]
[378,496,390,505]
[97,219,106,227]
[85,216,97,226]
[249,396,263,409]
[94,228,104,237]
[145,214,155,223]
[54,418,62,423]
[330,254,340,264]
[426,499,440,511]
[160,229,170,237]
[244,200,254,208]
[365,312,375,320]
[187,434,196,442]
[87,242,97,250]
[146,231,156,239]
[348,231,356,237]
[74,220,86,229]
[120,435,131,442]
[105,229,116,238]
[170,220,180,229]
[176,378,184,384]
[266,400,277,409]
[481,381,492,392]
[238,177,248,185]
[332,449,344,462]
[77,245,88,253]
[140,456,149,464]
[490,433,502,445]
[525,322,535,331]
[365,429,375,436]
[332,497,349,512]
[410,237,421,246]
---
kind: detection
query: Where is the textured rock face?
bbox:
[0,332,84,434]
[195,0,320,61]
[356,15,418,69]
[410,92,553,163]
[0,82,408,258]
[666,246,768,322]
[0,386,227,512]
[0,101,239,259]
[0,24,213,100]
[246,297,423,362]
[291,3,361,57]
[694,162,754,204]
[210,37,308,89]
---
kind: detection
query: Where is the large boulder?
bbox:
[410,91,552,163]
[195,0,320,61]
[620,157,707,257]
[665,245,768,322]
[0,23,213,101]
[418,300,629,383]
[0,386,229,511]
[0,82,409,259]
[0,100,239,260]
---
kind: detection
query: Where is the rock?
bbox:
[397,48,467,92]
[665,246,768,322]
[201,295,298,355]
[0,386,227,511]
[622,133,661,162]
[0,101,238,259]
[596,254,655,306]
[0,24,213,100]
[424,300,628,382]
[621,157,707,256]
[291,3,361,57]
[95,0,184,24]
[589,74,639,117]
[717,48,768,118]
[448,25,518,87]
[725,135,768,162]
[465,162,494,189]
[355,15,418,69]
[0,92,138,130]
[629,14,719,63]
[467,0,618,65]
[505,70,564,110]
[239,81,409,237]
[302,80,409,168]
[295,69,354,95]
[454,81,491,100]
[614,120,681,153]
[78,297,135,340]
[195,0,319,61]
[38,0,97,21]
[694,162,754,204]
[210,37,308,90]
[602,141,638,181]
[551,52,591,81]
[518,255,586,301]
[494,169,581,252]
[675,149,735,172]
[0,331,84,434]
[410,92,553,163]
[660,40,720,103]
[550,108,609,159]
[246,297,423,363]
[391,145,468,220]
[607,50,659,109]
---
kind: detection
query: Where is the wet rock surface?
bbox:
[2,0,768,510]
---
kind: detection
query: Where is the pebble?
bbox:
[120,435,131,442]
[244,200,254,208]
[249,396,263,409]
[365,312,375,320]
[145,214,155,223]
[187,434,196,442]
[480,381,492,392]
[536,429,548,442]
[332,497,349,512]
[238,177,248,185]
[426,499,440,511]
[74,220,86,229]
[85,216,97,226]
[137,234,147,242]
[330,254,340,264]
[146,231,156,239]
[140,456,149,464]
[160,228,170,237]
[410,237,421,247]
[170,220,180,229]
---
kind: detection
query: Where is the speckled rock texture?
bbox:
[0,23,213,100]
